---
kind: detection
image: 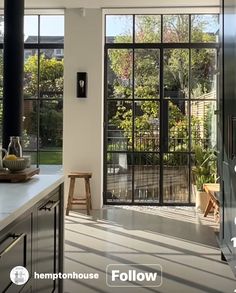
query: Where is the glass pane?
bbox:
[23,152,37,165]
[40,49,64,98]
[40,15,64,43]
[107,49,132,99]
[134,101,160,151]
[163,15,189,43]
[191,14,219,43]
[191,148,217,205]
[191,146,217,196]
[106,153,132,202]
[135,15,161,43]
[39,100,63,149]
[23,100,38,151]
[163,153,189,203]
[24,15,38,43]
[134,153,160,203]
[134,49,160,99]
[191,49,217,99]
[24,50,38,99]
[190,155,195,204]
[0,16,4,43]
[191,101,217,150]
[164,49,189,99]
[40,48,64,62]
[166,100,189,152]
[107,101,132,151]
[106,15,133,43]
[39,151,62,165]
[0,100,2,147]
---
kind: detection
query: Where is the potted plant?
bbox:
[192,145,217,212]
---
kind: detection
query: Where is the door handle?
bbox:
[0,233,25,258]
[40,200,60,211]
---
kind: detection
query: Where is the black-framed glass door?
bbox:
[104,14,219,205]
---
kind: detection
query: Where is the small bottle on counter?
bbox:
[7,136,22,157]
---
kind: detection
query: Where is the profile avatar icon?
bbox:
[10,266,29,285]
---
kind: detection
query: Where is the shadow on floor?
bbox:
[69,206,219,248]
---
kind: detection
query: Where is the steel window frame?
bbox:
[103,13,219,206]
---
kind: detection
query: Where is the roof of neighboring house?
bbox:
[24,35,64,43]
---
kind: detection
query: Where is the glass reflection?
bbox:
[106,153,132,202]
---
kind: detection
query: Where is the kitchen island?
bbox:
[0,174,64,293]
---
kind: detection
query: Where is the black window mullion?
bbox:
[36,47,40,167]
[159,47,164,205]
[188,47,191,203]
[133,14,135,44]
[161,14,163,43]
[132,47,135,204]
[189,14,191,43]
[160,13,164,203]
[24,43,64,49]
[104,15,107,45]
[38,14,40,45]
[188,14,192,203]
[37,15,40,166]
[105,43,219,50]
[103,48,108,204]
[24,97,62,101]
[132,13,135,203]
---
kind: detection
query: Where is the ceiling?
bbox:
[0,0,220,9]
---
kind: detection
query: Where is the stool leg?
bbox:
[66,178,75,216]
[88,179,92,210]
[85,178,91,215]
[204,199,213,217]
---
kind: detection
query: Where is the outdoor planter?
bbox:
[193,185,210,212]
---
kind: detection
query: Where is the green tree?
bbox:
[24,54,63,148]
[108,15,217,153]
[24,54,63,98]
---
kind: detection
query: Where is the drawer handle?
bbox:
[0,233,26,259]
[40,200,60,211]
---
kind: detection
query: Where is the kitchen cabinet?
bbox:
[36,189,62,292]
[0,176,64,293]
[0,213,32,293]
[220,0,236,276]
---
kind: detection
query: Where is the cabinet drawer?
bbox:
[0,233,25,292]
[0,214,32,293]
[4,279,33,293]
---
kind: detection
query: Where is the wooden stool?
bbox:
[66,172,92,216]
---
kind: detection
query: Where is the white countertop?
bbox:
[0,174,64,231]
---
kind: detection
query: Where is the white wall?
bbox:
[63,8,103,209]
[63,5,219,210]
